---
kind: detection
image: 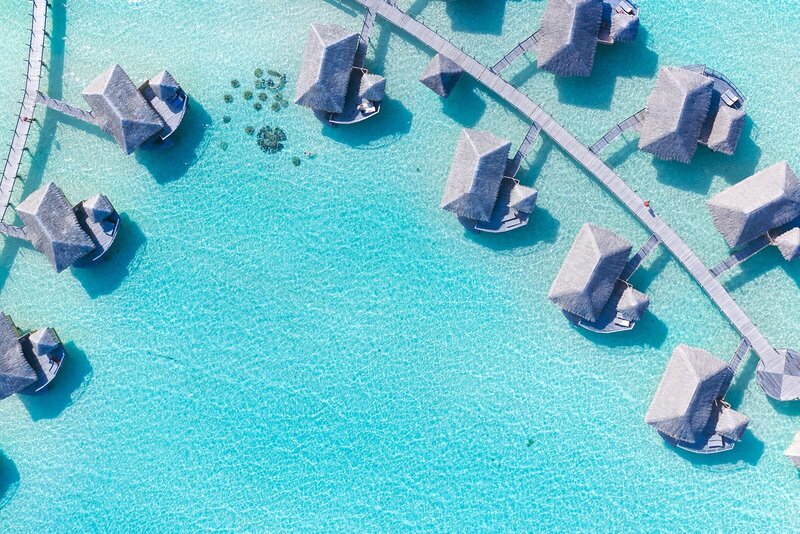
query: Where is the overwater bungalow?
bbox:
[440,129,537,234]
[10,182,120,272]
[295,23,385,125]
[639,66,746,163]
[547,224,650,333]
[707,161,800,248]
[0,313,66,399]
[420,53,464,98]
[645,344,749,454]
[83,65,188,154]
[537,0,639,78]
[786,432,800,468]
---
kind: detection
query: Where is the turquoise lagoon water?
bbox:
[0,0,799,530]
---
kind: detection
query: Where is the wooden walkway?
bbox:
[491,30,541,74]
[620,234,660,281]
[354,2,378,69]
[36,93,96,124]
[590,109,646,154]
[729,338,751,375]
[710,234,772,278]
[347,0,790,392]
[0,0,48,223]
[506,122,541,178]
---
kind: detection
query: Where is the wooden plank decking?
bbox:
[590,109,646,154]
[0,0,48,223]
[36,93,96,124]
[347,0,789,390]
[729,338,751,375]
[355,3,378,69]
[506,122,541,178]
[620,234,660,281]
[491,30,541,74]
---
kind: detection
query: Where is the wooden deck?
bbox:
[620,234,660,281]
[0,0,48,223]
[590,109,646,154]
[505,122,541,178]
[36,93,96,124]
[729,338,751,375]
[491,30,541,74]
[345,0,791,397]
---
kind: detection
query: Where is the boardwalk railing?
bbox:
[491,30,541,74]
[341,0,790,397]
[620,234,660,281]
[729,338,751,375]
[0,0,48,223]
[590,109,646,154]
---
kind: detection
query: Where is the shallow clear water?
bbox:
[0,0,799,530]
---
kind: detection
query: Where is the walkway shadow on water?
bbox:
[319,97,413,146]
[446,0,507,35]
[554,28,659,110]
[0,452,19,509]
[72,214,146,298]
[670,430,764,467]
[20,342,93,421]
[464,206,560,252]
[136,100,212,184]
[653,117,761,195]
[723,245,782,293]
[628,247,670,293]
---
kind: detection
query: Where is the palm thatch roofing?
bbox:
[440,129,512,222]
[83,194,115,223]
[150,70,180,102]
[509,184,538,214]
[707,161,800,248]
[703,104,745,156]
[0,313,36,400]
[547,224,632,322]
[419,54,464,98]
[29,328,60,355]
[16,182,95,273]
[785,431,800,468]
[294,24,359,114]
[359,73,386,102]
[639,67,714,163]
[645,345,742,445]
[617,286,649,322]
[715,405,749,442]
[82,64,165,155]
[609,11,639,43]
[537,0,603,78]
[775,227,800,261]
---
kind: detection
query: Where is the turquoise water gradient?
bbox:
[1,0,800,530]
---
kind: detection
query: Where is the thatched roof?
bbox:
[617,285,649,321]
[537,0,603,77]
[609,11,639,43]
[150,70,180,102]
[83,194,115,223]
[708,161,800,248]
[785,431,800,468]
[440,129,512,222]
[703,103,745,155]
[0,313,36,399]
[547,224,632,321]
[29,328,60,355]
[509,184,538,214]
[359,73,385,102]
[419,54,464,98]
[16,182,95,272]
[294,24,359,114]
[82,65,165,154]
[639,67,714,163]
[775,227,800,261]
[645,345,736,444]
[714,405,749,442]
